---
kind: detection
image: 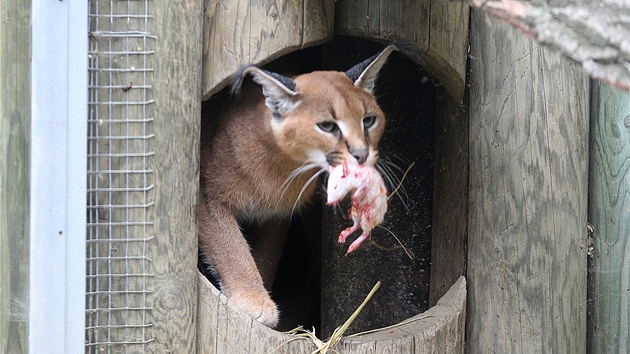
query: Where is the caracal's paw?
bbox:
[231,291,279,327]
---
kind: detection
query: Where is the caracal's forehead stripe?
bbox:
[336,121,349,136]
[328,107,337,120]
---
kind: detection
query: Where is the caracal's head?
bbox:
[231,45,397,170]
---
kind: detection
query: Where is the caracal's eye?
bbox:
[317,121,338,133]
[363,115,377,129]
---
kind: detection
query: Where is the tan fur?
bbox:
[198,47,395,327]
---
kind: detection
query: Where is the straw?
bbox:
[271,281,381,354]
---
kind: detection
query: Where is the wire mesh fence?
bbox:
[86,1,156,352]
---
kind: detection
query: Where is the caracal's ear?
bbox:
[345,45,398,94]
[231,66,299,117]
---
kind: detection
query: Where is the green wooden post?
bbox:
[588,81,630,353]
[467,11,589,353]
[0,0,30,352]
[146,0,203,352]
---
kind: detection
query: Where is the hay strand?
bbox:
[272,281,381,354]
[387,160,415,202]
[372,225,415,260]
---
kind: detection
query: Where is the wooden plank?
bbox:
[335,0,430,48]
[197,272,319,353]
[429,88,468,306]
[336,276,467,353]
[226,297,252,353]
[587,82,630,353]
[215,291,230,353]
[334,0,468,102]
[202,0,334,99]
[197,273,220,354]
[247,319,287,354]
[467,10,589,353]
[197,272,464,353]
[143,0,203,352]
[0,0,30,351]
[426,0,469,101]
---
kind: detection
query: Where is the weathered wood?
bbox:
[144,1,203,352]
[587,81,630,353]
[429,89,468,306]
[0,0,30,351]
[334,0,469,102]
[202,0,335,99]
[468,0,630,92]
[338,277,466,353]
[197,271,465,353]
[425,0,470,103]
[468,10,589,353]
[197,272,317,354]
[86,0,202,352]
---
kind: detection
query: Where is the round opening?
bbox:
[199,37,439,335]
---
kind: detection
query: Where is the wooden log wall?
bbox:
[335,0,469,102]
[197,273,466,353]
[0,0,30,351]
[588,82,630,353]
[467,10,589,353]
[202,0,335,99]
[146,1,203,352]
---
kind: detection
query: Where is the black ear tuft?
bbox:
[260,69,296,92]
[230,66,249,96]
[345,45,398,94]
[230,66,296,96]
[345,53,381,83]
[230,66,299,117]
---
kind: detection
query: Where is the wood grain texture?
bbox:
[87,1,201,351]
[0,0,30,351]
[334,0,469,102]
[197,272,465,353]
[468,10,589,353]
[425,0,469,102]
[197,272,317,354]
[329,276,466,353]
[144,0,203,352]
[587,82,630,353]
[429,89,468,306]
[202,0,335,99]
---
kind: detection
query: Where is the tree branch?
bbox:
[470,0,630,91]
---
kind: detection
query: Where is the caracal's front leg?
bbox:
[198,198,279,327]
[251,218,291,292]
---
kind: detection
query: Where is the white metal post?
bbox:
[30,0,87,352]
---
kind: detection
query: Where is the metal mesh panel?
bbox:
[86,1,156,352]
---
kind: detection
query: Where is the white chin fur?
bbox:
[307,150,329,170]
